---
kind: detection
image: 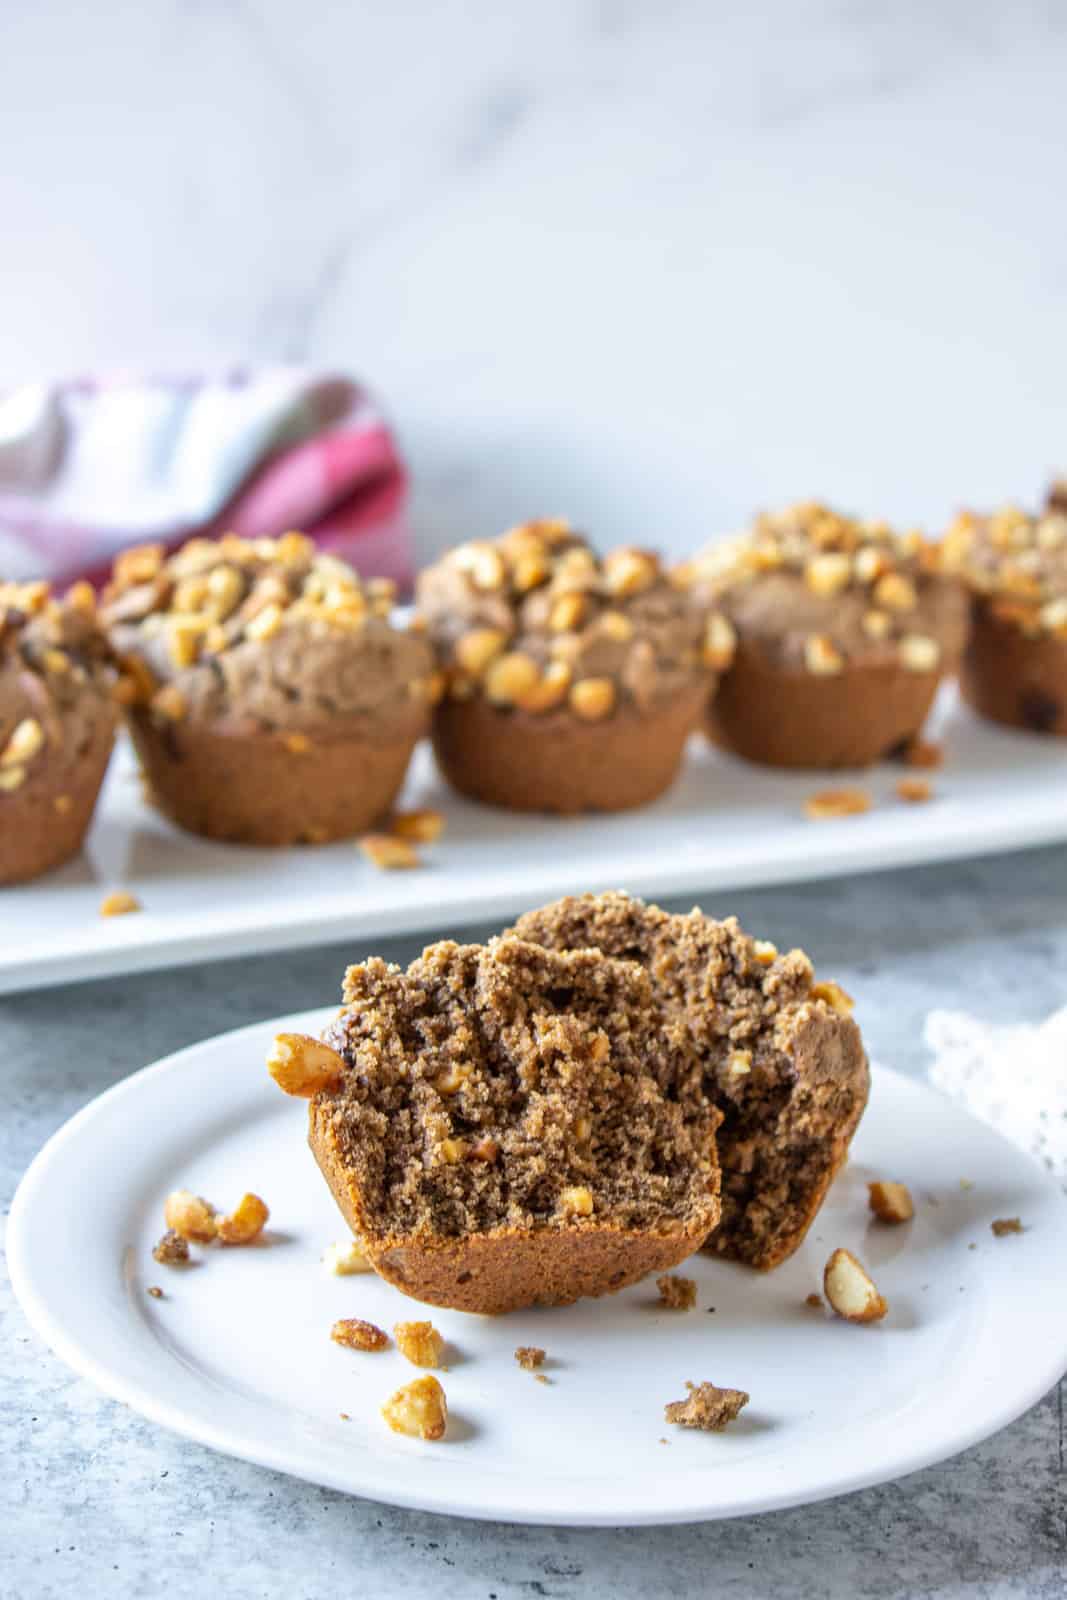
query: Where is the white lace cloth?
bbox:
[925,1006,1067,1188]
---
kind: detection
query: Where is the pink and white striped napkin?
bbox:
[0,368,412,590]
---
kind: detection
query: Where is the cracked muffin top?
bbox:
[102,532,436,736]
[679,501,967,678]
[0,579,117,782]
[941,504,1067,635]
[415,520,728,721]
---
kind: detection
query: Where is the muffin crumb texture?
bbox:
[664,1381,750,1431]
[305,929,722,1313]
[656,1273,697,1310]
[510,893,869,1271]
[514,1346,546,1370]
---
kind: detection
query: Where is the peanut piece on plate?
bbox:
[217,1192,270,1245]
[394,1320,445,1369]
[381,1375,448,1440]
[868,1181,914,1224]
[163,1190,218,1244]
[823,1247,888,1323]
[333,1318,389,1352]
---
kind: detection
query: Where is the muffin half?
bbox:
[102,533,436,845]
[0,580,118,884]
[510,892,869,1270]
[272,936,721,1314]
[942,504,1067,736]
[415,521,727,812]
[681,502,968,768]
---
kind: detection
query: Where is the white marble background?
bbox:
[1,0,1065,569]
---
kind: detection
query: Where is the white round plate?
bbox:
[9,1009,1067,1527]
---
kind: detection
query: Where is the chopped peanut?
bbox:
[569,677,616,721]
[163,1190,218,1244]
[1,717,44,767]
[455,627,508,675]
[896,777,933,804]
[381,1375,448,1440]
[359,833,422,870]
[899,634,941,673]
[99,891,142,918]
[803,634,844,675]
[514,1346,546,1370]
[823,1247,888,1323]
[267,1032,346,1098]
[216,1192,270,1245]
[810,980,854,1015]
[389,809,445,844]
[394,1320,445,1369]
[991,1217,1023,1236]
[804,787,871,821]
[559,1185,594,1218]
[805,1292,824,1309]
[868,1181,914,1224]
[332,1318,389,1352]
[322,1239,373,1275]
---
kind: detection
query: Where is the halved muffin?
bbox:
[415,520,728,812]
[0,579,118,884]
[271,936,721,1314]
[942,504,1067,736]
[510,892,869,1270]
[102,532,436,845]
[680,502,968,768]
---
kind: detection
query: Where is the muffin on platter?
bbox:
[0,579,118,884]
[942,503,1067,736]
[103,532,435,845]
[680,501,968,769]
[415,520,729,813]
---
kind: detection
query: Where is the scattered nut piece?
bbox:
[147,1286,164,1300]
[455,626,508,675]
[664,1382,750,1432]
[548,592,587,634]
[804,633,844,675]
[874,572,918,612]
[559,1185,594,1218]
[604,547,658,597]
[599,609,634,643]
[728,1050,752,1078]
[514,1346,546,1370]
[359,833,421,870]
[152,1230,190,1266]
[569,677,616,721]
[896,778,933,804]
[657,1274,697,1310]
[1,717,44,767]
[899,634,941,673]
[861,608,892,640]
[0,767,26,792]
[217,1192,270,1246]
[390,809,445,844]
[439,1137,468,1165]
[284,732,311,754]
[823,1247,888,1323]
[702,613,736,670]
[901,737,943,769]
[322,1239,373,1275]
[991,1217,1023,1237]
[515,660,572,714]
[381,1375,448,1440]
[810,979,855,1015]
[533,1373,550,1386]
[752,939,778,966]
[868,1181,914,1224]
[395,1320,445,1369]
[805,1293,824,1309]
[100,891,142,918]
[805,552,852,597]
[163,1190,218,1244]
[485,651,540,705]
[804,787,871,821]
[332,1318,389,1352]
[267,1032,346,1098]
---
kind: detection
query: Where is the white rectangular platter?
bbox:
[2,685,1065,996]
